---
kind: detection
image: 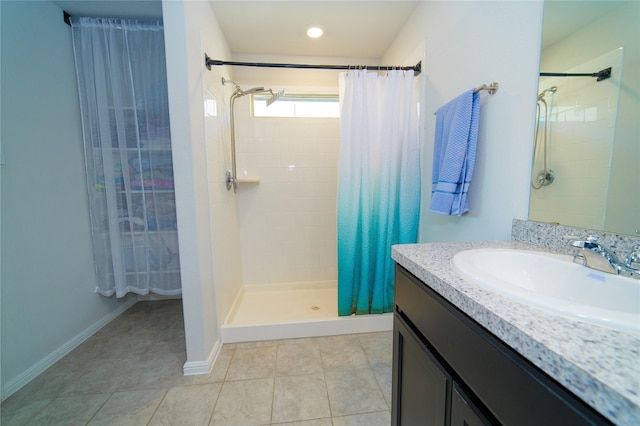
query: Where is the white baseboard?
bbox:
[1,298,137,401]
[183,340,220,376]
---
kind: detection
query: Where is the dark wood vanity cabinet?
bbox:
[392,264,613,426]
[393,315,491,425]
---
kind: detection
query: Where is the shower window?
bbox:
[253,93,339,118]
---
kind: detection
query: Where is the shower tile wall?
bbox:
[529,48,622,230]
[233,96,339,286]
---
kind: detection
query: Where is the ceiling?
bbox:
[54,1,626,59]
[54,0,420,59]
[541,1,627,50]
[209,1,420,58]
[54,0,163,21]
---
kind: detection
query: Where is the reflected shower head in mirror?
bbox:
[538,85,557,100]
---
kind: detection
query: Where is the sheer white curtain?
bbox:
[337,70,421,315]
[71,18,181,298]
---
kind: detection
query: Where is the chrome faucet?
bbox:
[564,236,640,279]
[625,244,640,271]
[565,235,617,273]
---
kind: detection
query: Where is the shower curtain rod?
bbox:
[540,67,611,82]
[205,54,421,76]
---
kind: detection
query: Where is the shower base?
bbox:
[221,281,392,343]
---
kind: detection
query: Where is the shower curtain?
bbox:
[337,70,420,316]
[71,18,181,297]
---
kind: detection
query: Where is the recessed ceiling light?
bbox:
[306,26,324,39]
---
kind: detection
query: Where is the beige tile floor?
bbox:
[1,300,393,425]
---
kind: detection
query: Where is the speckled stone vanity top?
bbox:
[392,240,640,426]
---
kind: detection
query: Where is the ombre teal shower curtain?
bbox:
[337,70,421,316]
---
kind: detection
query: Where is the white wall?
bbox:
[383,0,544,242]
[205,28,245,327]
[162,0,242,371]
[234,100,339,286]
[0,0,126,398]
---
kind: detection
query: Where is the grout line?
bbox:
[85,391,114,424]
[207,382,223,425]
[145,388,169,426]
[220,345,235,383]
[269,369,276,425]
[323,368,334,422]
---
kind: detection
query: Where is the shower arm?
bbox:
[225,79,283,193]
[228,94,239,193]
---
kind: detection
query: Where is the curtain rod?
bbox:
[205,54,421,76]
[540,67,611,82]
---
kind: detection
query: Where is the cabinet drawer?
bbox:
[394,264,611,426]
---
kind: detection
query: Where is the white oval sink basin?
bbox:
[451,249,640,333]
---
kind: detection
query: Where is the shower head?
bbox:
[228,84,284,104]
[243,87,266,95]
[266,89,286,107]
[231,86,269,100]
[538,86,558,100]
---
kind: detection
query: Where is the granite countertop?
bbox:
[392,240,640,426]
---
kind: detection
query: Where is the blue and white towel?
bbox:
[430,89,480,216]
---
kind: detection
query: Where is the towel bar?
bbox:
[434,82,499,115]
[473,82,499,94]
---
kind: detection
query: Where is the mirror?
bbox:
[529,1,639,236]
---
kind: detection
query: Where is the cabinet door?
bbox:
[392,316,450,426]
[450,384,493,426]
